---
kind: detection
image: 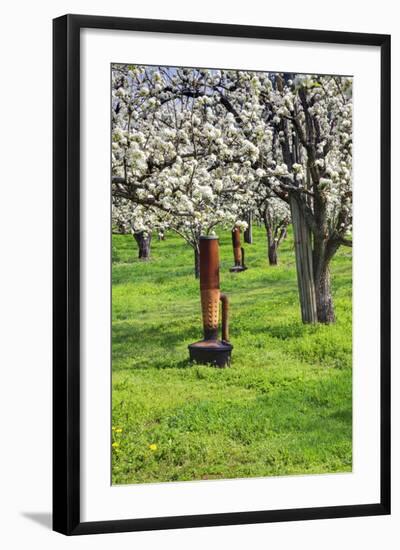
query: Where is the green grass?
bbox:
[112,226,352,484]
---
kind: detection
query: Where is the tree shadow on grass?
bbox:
[112,321,202,370]
[131,358,194,370]
[112,321,198,348]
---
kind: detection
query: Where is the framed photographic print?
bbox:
[53,14,391,535]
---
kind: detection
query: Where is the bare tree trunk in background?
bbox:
[244,211,253,244]
[263,209,288,267]
[268,240,278,265]
[265,221,277,266]
[133,231,152,260]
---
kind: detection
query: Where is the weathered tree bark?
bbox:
[262,207,288,267]
[194,247,200,279]
[314,265,335,323]
[312,237,340,323]
[244,211,253,244]
[290,197,318,324]
[268,241,278,265]
[265,222,277,266]
[133,231,152,260]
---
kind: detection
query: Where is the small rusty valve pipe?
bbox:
[219,293,229,343]
[188,236,233,367]
[230,227,248,272]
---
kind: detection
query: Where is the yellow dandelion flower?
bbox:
[149,443,157,451]
[112,442,120,448]
[115,428,123,433]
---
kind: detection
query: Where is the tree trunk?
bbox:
[312,238,339,324]
[268,242,278,265]
[194,247,200,279]
[265,225,278,266]
[133,231,152,260]
[244,211,253,244]
[264,214,279,266]
[290,197,318,323]
[314,264,335,323]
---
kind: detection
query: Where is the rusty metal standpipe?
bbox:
[230,227,247,272]
[188,236,233,367]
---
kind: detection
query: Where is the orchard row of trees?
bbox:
[112,65,352,324]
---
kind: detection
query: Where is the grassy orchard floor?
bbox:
[112,226,352,484]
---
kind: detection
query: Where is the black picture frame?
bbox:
[53,13,391,536]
